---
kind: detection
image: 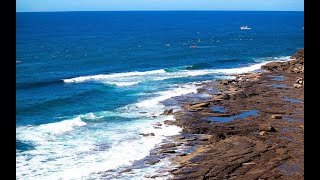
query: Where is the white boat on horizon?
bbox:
[240,25,251,30]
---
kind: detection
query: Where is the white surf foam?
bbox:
[106,81,141,86]
[119,83,198,117]
[16,83,198,179]
[254,56,292,63]
[63,57,291,87]
[16,114,182,179]
[63,69,165,83]
[211,62,268,74]
[17,116,87,137]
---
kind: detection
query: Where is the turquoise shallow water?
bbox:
[16,11,304,179]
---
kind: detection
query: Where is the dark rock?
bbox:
[222,94,230,100]
[139,133,155,136]
[161,109,173,115]
[261,62,282,71]
[293,84,302,88]
[153,122,162,126]
[160,143,176,149]
[145,159,160,165]
[259,124,277,132]
[246,92,259,97]
[161,150,176,154]
[178,153,188,156]
[164,120,176,125]
[221,80,229,85]
[199,135,212,141]
[120,168,132,173]
[238,92,247,99]
[217,133,226,139]
[271,114,282,119]
[171,135,185,140]
[189,102,210,109]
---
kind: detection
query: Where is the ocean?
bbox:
[16,11,304,179]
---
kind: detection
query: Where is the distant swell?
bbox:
[214,58,243,64]
[164,62,211,72]
[16,79,63,89]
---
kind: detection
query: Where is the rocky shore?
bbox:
[116,49,304,179]
[150,49,304,179]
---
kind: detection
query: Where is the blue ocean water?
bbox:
[16,11,304,179]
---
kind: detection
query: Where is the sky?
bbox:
[16,0,304,12]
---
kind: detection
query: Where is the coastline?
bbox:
[129,49,304,179]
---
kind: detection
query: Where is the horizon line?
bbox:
[16,9,304,13]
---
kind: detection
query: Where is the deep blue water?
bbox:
[16,11,304,179]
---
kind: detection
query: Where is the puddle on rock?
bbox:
[267,84,290,89]
[270,75,285,81]
[211,106,227,113]
[283,116,304,121]
[206,110,259,123]
[282,97,303,103]
[280,127,300,132]
[277,163,301,176]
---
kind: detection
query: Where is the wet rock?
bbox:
[120,168,132,173]
[145,159,160,165]
[212,97,224,102]
[222,94,230,100]
[199,135,213,141]
[221,80,229,85]
[246,92,259,97]
[271,114,282,119]
[293,84,302,88]
[164,120,176,125]
[178,153,188,156]
[161,150,176,154]
[217,133,226,139]
[172,135,185,140]
[139,133,155,136]
[185,137,198,141]
[153,122,162,126]
[161,109,173,115]
[160,143,176,149]
[189,102,210,109]
[259,124,277,132]
[148,173,169,178]
[261,62,282,71]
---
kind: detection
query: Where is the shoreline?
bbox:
[130,49,304,179]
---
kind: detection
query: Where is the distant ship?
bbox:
[240,26,251,30]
